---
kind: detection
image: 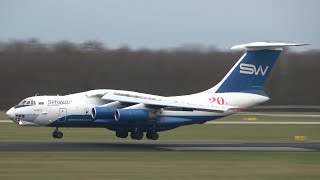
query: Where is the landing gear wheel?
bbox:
[146,132,159,140]
[146,132,152,139]
[131,131,143,140]
[52,128,63,139]
[151,132,159,140]
[56,131,63,139]
[116,131,128,138]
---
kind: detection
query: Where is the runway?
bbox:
[2,120,320,125]
[0,142,319,152]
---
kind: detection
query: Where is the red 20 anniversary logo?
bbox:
[209,97,225,105]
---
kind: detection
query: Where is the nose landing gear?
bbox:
[52,127,63,139]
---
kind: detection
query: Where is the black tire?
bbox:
[122,131,128,138]
[116,131,121,138]
[152,132,159,140]
[130,132,135,139]
[52,131,58,138]
[56,131,63,139]
[131,131,143,140]
[146,132,159,140]
[146,132,152,140]
[135,132,143,140]
[116,131,128,138]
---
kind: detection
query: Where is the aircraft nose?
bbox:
[6,108,15,120]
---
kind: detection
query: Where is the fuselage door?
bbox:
[58,108,67,122]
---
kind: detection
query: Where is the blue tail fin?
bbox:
[211,42,308,95]
[216,50,281,95]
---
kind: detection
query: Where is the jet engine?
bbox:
[92,107,116,119]
[114,109,156,122]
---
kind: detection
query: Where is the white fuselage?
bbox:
[6,89,268,128]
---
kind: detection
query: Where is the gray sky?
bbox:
[1,0,319,51]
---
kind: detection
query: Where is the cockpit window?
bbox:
[15,99,36,108]
[18,100,27,105]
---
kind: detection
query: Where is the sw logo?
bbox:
[239,63,269,76]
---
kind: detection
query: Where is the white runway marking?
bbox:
[0,120,11,123]
[237,113,320,118]
[164,146,314,151]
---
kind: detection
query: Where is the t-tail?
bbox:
[207,42,308,96]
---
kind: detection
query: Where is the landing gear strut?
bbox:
[52,127,63,139]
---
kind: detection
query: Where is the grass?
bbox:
[0,152,320,180]
[1,122,320,142]
[0,110,9,120]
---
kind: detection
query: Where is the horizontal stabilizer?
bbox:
[231,42,309,51]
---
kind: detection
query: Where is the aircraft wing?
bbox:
[101,91,232,113]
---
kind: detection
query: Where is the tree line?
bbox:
[0,39,319,109]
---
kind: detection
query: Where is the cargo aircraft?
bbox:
[6,42,307,140]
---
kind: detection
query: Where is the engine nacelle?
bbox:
[114,109,154,122]
[92,107,116,119]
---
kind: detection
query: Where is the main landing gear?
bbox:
[52,127,63,139]
[115,130,159,140]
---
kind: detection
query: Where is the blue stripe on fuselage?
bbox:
[47,114,224,130]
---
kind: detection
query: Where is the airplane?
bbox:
[6,42,307,140]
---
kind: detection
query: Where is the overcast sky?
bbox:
[0,0,319,51]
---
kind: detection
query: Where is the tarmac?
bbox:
[0,142,319,152]
[2,120,320,125]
